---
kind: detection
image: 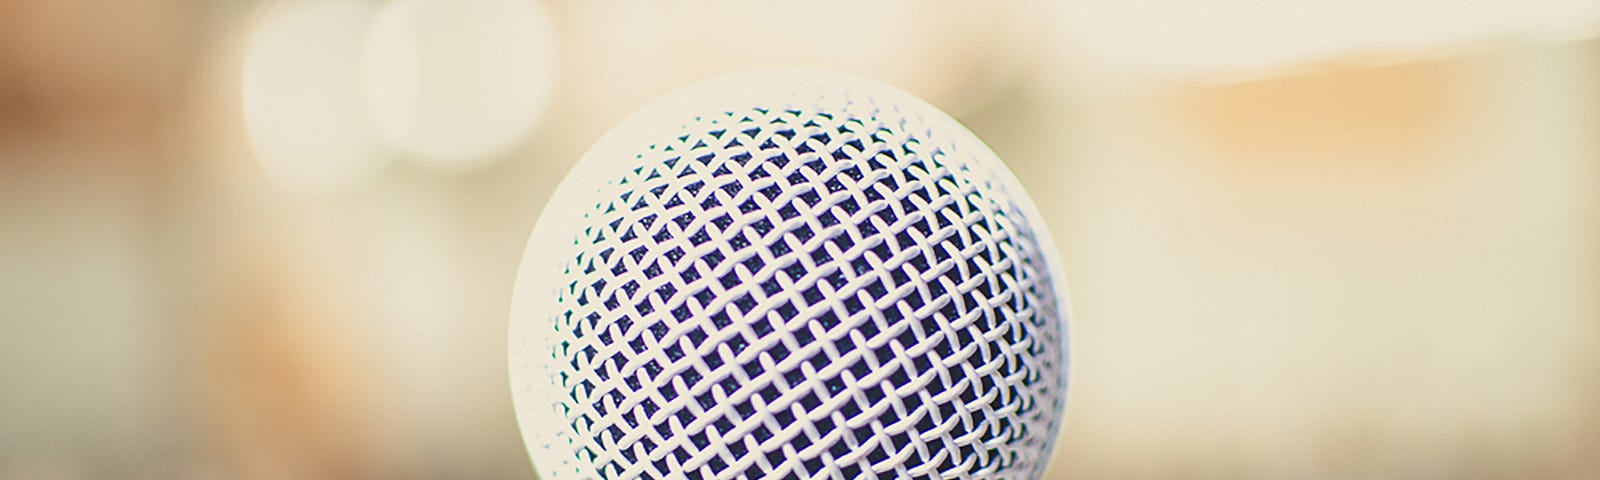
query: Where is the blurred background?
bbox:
[2,0,1598,478]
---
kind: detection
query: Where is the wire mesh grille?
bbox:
[533,88,1066,480]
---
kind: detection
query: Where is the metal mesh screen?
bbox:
[525,83,1067,480]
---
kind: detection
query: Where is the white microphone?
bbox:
[511,70,1070,480]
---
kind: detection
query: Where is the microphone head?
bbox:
[511,70,1070,480]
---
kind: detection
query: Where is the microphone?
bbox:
[511,70,1070,480]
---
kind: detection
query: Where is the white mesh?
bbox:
[512,71,1069,480]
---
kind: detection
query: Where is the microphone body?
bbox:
[511,70,1070,480]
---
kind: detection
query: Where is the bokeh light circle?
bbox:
[242,0,388,195]
[363,0,559,169]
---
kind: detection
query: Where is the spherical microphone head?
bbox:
[511,70,1070,480]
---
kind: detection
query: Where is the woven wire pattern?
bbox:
[541,92,1066,480]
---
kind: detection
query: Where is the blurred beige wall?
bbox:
[1019,42,1600,479]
